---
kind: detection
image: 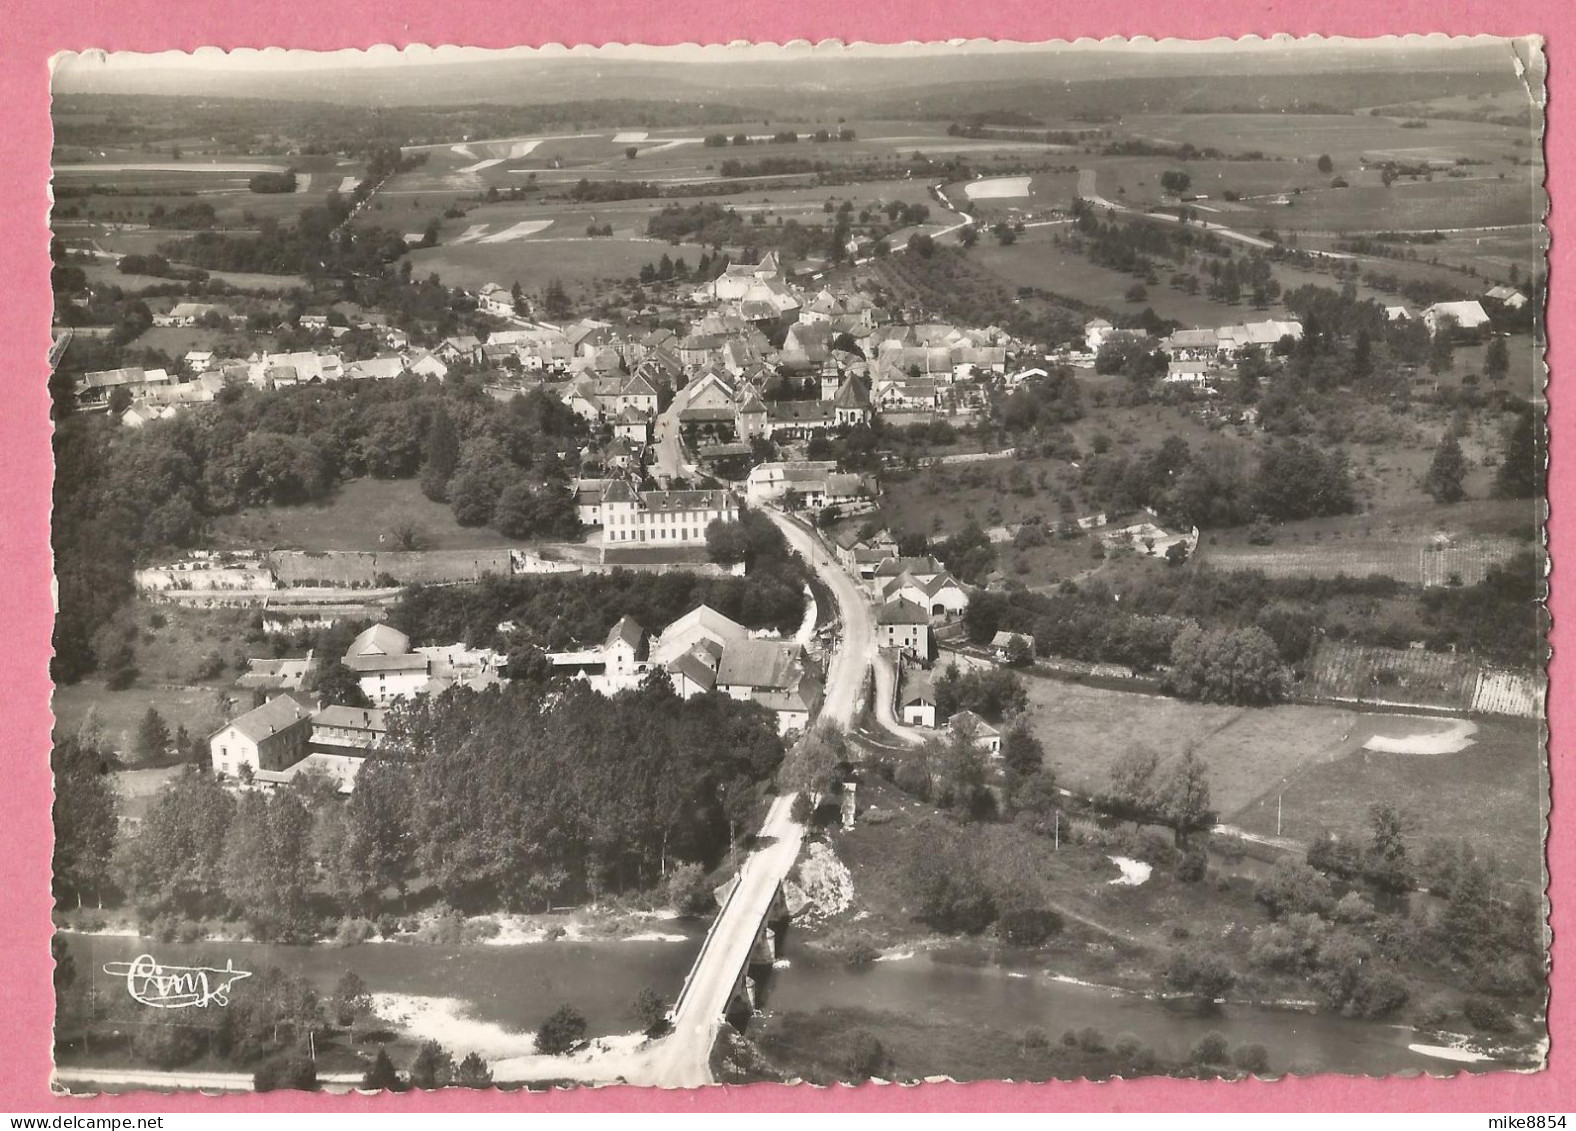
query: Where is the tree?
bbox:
[1493,410,1539,500]
[420,405,460,502]
[1428,326,1456,378]
[1254,859,1335,919]
[535,1005,587,1055]
[543,279,572,321]
[1316,154,1334,174]
[332,970,371,1029]
[909,233,935,258]
[384,515,430,551]
[1003,634,1035,667]
[312,660,370,709]
[1000,720,1045,780]
[625,146,639,160]
[1156,749,1215,847]
[336,756,415,911]
[632,987,668,1030]
[1097,747,1161,827]
[457,1051,494,1088]
[361,1047,404,1091]
[51,737,118,907]
[1422,432,1468,504]
[904,825,997,933]
[408,1040,455,1090]
[1009,771,1061,836]
[1165,624,1289,706]
[1160,170,1192,196]
[135,706,172,765]
[1361,803,1414,895]
[1485,334,1510,383]
[1165,946,1236,1003]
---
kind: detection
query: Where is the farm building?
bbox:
[1422,300,1491,336]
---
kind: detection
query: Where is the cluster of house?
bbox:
[744,460,878,514]
[208,623,506,791]
[340,623,505,706]
[892,667,1004,756]
[545,603,824,735]
[77,343,454,425]
[209,695,387,793]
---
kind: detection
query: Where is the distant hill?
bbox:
[52,39,1533,116]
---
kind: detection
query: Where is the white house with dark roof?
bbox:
[343,623,431,705]
[877,597,932,659]
[209,695,314,781]
[599,482,739,553]
[604,615,647,678]
[900,670,937,728]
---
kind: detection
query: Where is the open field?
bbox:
[53,678,232,758]
[210,476,530,553]
[970,224,1297,328]
[1018,674,1356,816]
[52,153,365,231]
[1126,113,1531,165]
[406,236,712,294]
[1200,534,1526,587]
[1231,714,1544,886]
[1016,672,1544,883]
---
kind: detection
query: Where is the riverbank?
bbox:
[780,776,1545,1077]
[54,902,697,950]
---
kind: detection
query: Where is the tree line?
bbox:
[51,377,587,683]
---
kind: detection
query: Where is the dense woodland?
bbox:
[52,675,786,940]
[391,509,810,655]
[51,378,587,683]
[962,548,1543,687]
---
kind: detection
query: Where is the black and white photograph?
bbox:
[45,35,1548,1093]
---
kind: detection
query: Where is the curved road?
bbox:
[606,504,878,1087]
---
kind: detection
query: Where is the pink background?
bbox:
[0,1,1565,1112]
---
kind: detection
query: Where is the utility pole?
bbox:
[1277,792,1283,838]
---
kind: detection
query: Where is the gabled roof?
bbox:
[873,556,942,579]
[878,597,930,625]
[991,630,1035,648]
[901,671,935,705]
[666,651,718,691]
[716,639,802,690]
[605,614,646,652]
[949,708,1000,738]
[219,695,313,743]
[601,479,638,504]
[833,372,871,408]
[347,623,410,659]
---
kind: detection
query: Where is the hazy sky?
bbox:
[55,34,1519,78]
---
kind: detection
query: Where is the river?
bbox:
[62,927,705,1047]
[760,948,1501,1077]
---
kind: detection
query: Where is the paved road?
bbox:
[763,508,872,728]
[1076,167,1353,260]
[652,397,697,484]
[637,791,806,1088]
[620,505,875,1087]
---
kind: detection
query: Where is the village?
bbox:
[43,37,1549,1097]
